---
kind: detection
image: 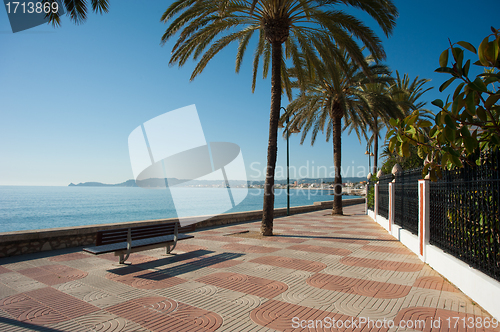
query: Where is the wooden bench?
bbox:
[83,222,195,264]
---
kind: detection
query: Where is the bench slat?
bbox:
[85,222,197,264]
[96,222,195,246]
[84,233,194,255]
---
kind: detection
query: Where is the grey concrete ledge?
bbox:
[0,198,364,258]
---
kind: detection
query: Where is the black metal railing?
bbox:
[377,173,393,219]
[394,168,422,235]
[429,149,500,282]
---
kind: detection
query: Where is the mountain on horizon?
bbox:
[68,177,367,187]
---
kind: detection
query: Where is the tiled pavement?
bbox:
[1,204,499,332]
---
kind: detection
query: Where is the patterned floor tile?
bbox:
[195,272,288,299]
[221,243,281,254]
[307,273,412,299]
[250,256,327,272]
[48,252,90,262]
[17,264,88,286]
[413,276,461,293]
[24,287,100,319]
[1,204,497,331]
[340,257,423,272]
[287,244,352,256]
[106,296,222,332]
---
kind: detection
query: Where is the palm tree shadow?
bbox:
[274,234,397,242]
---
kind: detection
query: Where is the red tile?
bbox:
[250,299,372,332]
[413,276,460,293]
[314,237,370,245]
[0,266,12,274]
[0,296,68,325]
[340,257,423,272]
[18,265,87,286]
[106,269,186,290]
[307,273,412,299]
[48,252,89,262]
[260,236,307,244]
[361,245,413,255]
[196,272,287,299]
[175,243,208,252]
[197,235,243,242]
[0,288,99,326]
[250,256,326,272]
[221,243,280,253]
[287,244,352,256]
[106,296,222,332]
[25,287,99,319]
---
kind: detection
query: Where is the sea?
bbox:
[0,186,361,233]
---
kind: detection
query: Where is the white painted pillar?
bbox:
[418,179,430,261]
[388,182,395,233]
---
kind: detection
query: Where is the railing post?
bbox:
[374,182,379,217]
[388,182,395,233]
[418,179,430,261]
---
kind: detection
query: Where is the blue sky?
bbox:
[0,0,498,186]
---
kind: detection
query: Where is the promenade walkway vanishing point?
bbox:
[0,204,498,332]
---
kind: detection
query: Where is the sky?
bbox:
[0,0,499,186]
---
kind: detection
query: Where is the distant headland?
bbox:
[68,177,366,188]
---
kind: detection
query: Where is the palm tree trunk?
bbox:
[373,130,378,175]
[332,111,343,215]
[261,41,282,236]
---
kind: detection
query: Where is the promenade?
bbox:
[0,204,498,332]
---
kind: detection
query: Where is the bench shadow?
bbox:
[0,317,66,332]
[107,250,244,279]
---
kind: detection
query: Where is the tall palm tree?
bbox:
[283,50,399,215]
[161,0,398,234]
[46,0,109,26]
[366,125,383,174]
[358,80,399,174]
[346,120,386,175]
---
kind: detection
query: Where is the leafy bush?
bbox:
[366,175,378,210]
[387,27,500,180]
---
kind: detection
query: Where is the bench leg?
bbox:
[118,229,132,264]
[118,253,131,265]
[166,243,176,255]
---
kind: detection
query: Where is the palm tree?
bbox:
[161,0,398,234]
[347,120,385,175]
[347,72,433,176]
[358,80,400,175]
[283,50,399,215]
[45,0,109,26]
[390,71,433,118]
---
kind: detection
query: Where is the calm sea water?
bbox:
[0,186,360,233]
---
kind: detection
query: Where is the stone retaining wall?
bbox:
[0,198,364,258]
